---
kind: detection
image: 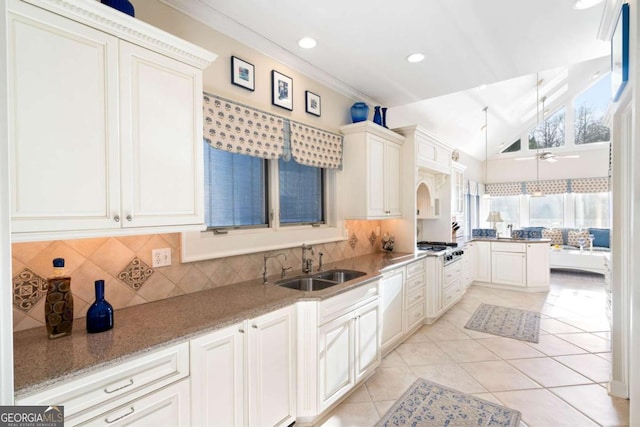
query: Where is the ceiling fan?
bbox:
[515,151,580,163]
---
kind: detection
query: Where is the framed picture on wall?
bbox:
[231,56,255,91]
[305,91,321,116]
[272,70,293,111]
[611,3,629,102]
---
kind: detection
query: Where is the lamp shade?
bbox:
[486,211,504,223]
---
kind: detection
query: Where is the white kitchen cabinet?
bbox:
[404,259,426,333]
[463,244,475,288]
[16,343,190,426]
[297,281,380,424]
[395,126,452,174]
[247,306,297,427]
[190,306,296,427]
[75,379,191,426]
[190,323,245,427]
[340,121,404,219]
[474,241,492,282]
[7,0,216,241]
[491,243,527,287]
[451,162,466,215]
[526,243,550,287]
[425,256,443,323]
[380,267,405,354]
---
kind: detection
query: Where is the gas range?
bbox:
[417,241,464,265]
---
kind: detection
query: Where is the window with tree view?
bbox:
[574,74,611,145]
[529,107,565,149]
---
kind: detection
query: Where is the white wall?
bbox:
[486,144,609,183]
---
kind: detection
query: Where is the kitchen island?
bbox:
[469,238,551,292]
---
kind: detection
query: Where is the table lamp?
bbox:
[486,211,504,231]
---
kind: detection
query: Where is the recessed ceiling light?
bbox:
[406,53,425,63]
[573,0,604,10]
[478,84,488,90]
[298,37,317,49]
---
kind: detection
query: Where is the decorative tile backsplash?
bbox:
[11,220,383,332]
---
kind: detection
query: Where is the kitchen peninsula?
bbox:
[468,238,550,291]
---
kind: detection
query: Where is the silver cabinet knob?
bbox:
[113,215,120,222]
[126,215,132,222]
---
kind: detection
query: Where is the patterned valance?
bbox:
[485,182,523,196]
[202,92,343,168]
[203,93,284,159]
[525,179,568,195]
[290,122,342,168]
[570,177,610,193]
[486,177,610,196]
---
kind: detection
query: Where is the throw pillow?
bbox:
[588,228,610,248]
[542,228,563,246]
[567,230,591,248]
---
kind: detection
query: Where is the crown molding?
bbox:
[159,0,378,106]
[12,0,217,69]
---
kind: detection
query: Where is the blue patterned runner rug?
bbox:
[464,303,540,343]
[376,378,521,427]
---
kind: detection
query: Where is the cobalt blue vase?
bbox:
[350,102,369,123]
[101,0,135,17]
[373,106,383,126]
[86,280,114,333]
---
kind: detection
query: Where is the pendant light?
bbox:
[482,106,491,199]
[532,74,544,198]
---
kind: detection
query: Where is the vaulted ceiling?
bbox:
[161,0,612,160]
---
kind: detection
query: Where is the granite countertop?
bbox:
[470,237,551,243]
[14,251,425,398]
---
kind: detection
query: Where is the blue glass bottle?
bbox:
[373,106,383,126]
[86,280,114,333]
[100,0,135,17]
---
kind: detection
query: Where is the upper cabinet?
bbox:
[340,122,404,219]
[7,0,216,241]
[451,161,466,215]
[397,126,453,175]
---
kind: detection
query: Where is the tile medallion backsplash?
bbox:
[11,220,384,332]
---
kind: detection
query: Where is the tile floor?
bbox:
[320,270,630,427]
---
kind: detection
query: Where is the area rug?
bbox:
[464,303,540,343]
[376,378,521,427]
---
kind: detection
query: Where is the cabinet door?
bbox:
[74,379,191,426]
[380,269,405,351]
[492,251,526,286]
[475,242,491,282]
[190,323,244,427]
[8,1,120,233]
[463,244,475,287]
[366,134,386,217]
[425,257,443,320]
[526,244,550,286]
[318,312,355,411]
[119,41,204,228]
[355,299,380,382]
[247,306,296,427]
[385,141,402,216]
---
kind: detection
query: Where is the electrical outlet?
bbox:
[152,248,171,268]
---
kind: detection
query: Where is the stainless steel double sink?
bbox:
[275,269,366,291]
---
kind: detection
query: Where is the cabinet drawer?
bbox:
[319,281,379,325]
[405,286,424,307]
[405,273,425,292]
[491,242,526,253]
[444,280,462,306]
[16,343,189,418]
[406,259,425,277]
[406,301,425,330]
[444,265,462,286]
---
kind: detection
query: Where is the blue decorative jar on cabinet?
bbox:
[101,0,135,17]
[350,102,369,123]
[86,280,114,333]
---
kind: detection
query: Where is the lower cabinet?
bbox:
[190,305,296,427]
[297,280,380,424]
[77,379,190,426]
[15,343,190,426]
[491,243,526,287]
[379,267,405,353]
[474,241,491,282]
